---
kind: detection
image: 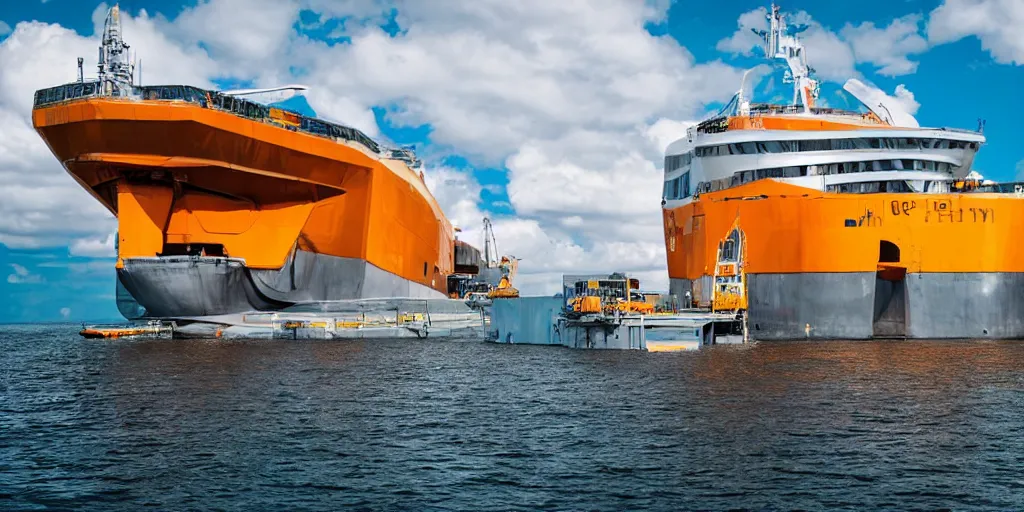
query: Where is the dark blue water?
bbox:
[3,324,1024,510]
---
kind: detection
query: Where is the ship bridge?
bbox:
[661,3,986,206]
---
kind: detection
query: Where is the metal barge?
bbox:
[488,274,745,351]
[79,298,487,341]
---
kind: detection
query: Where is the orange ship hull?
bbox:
[665,180,1024,339]
[34,98,457,318]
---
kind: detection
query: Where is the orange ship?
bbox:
[662,5,1022,340]
[33,6,483,318]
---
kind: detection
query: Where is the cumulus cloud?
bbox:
[166,0,300,78]
[302,1,742,161]
[645,118,697,156]
[7,263,43,284]
[841,15,928,76]
[715,7,769,56]
[69,233,116,258]
[888,84,921,116]
[928,0,1024,65]
[423,166,485,233]
[0,21,11,37]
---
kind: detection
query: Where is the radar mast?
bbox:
[97,4,135,96]
[752,4,819,113]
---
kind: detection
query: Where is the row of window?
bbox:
[693,137,977,157]
[33,82,383,154]
[826,160,952,174]
[666,159,957,199]
[825,181,915,194]
[663,137,977,167]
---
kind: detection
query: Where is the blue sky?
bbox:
[0,0,1021,322]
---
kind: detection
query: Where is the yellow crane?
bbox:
[482,218,519,299]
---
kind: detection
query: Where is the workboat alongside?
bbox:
[33,6,488,320]
[662,4,1024,339]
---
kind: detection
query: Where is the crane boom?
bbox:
[482,217,499,268]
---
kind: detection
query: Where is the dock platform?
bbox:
[488,296,744,351]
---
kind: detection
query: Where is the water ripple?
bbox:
[2,326,1024,510]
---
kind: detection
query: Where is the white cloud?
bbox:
[841,15,928,76]
[716,7,769,56]
[69,233,116,258]
[798,23,859,82]
[928,0,1024,65]
[7,263,43,284]
[304,88,379,137]
[60,307,71,319]
[888,84,921,116]
[167,0,300,78]
[301,1,742,162]
[645,118,697,156]
[0,21,11,37]
[423,166,484,233]
[506,136,660,218]
[480,184,504,195]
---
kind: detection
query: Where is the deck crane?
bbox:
[482,217,519,299]
[482,217,499,268]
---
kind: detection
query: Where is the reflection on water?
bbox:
[3,324,1024,510]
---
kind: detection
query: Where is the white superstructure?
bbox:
[662,4,986,210]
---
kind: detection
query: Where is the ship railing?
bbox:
[968,182,1024,195]
[383,145,422,168]
[694,104,892,134]
[33,81,104,107]
[695,116,729,135]
[32,82,388,157]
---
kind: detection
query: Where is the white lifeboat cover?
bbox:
[842,78,919,128]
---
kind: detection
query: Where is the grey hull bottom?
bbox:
[672,272,1024,340]
[117,250,444,318]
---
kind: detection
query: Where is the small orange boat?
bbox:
[79,322,171,339]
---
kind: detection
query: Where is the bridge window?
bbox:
[664,152,694,172]
[663,173,692,200]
